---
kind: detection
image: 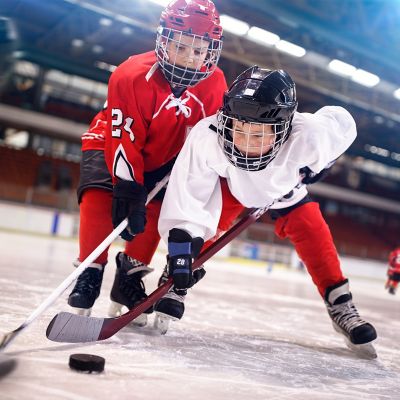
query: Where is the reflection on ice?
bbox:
[0,231,398,400]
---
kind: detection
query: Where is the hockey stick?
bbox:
[45,205,271,343]
[0,174,170,351]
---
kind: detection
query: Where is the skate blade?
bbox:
[154,312,179,335]
[108,301,123,317]
[332,322,377,359]
[109,301,147,327]
[131,313,147,327]
[344,338,377,359]
[73,307,91,317]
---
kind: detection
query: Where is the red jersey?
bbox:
[388,247,400,274]
[81,109,107,152]
[104,51,227,185]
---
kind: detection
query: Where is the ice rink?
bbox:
[0,230,399,400]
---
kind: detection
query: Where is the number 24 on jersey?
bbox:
[111,108,135,142]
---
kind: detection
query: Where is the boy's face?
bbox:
[166,33,210,70]
[232,120,275,157]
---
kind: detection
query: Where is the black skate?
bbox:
[108,252,154,327]
[68,263,104,316]
[154,288,185,334]
[325,279,377,359]
[154,264,186,334]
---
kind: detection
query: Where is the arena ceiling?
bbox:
[1,0,400,170]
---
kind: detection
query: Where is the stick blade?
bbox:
[0,332,15,351]
[46,312,105,343]
[0,325,23,351]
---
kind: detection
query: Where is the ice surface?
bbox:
[0,231,399,400]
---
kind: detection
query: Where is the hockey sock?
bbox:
[274,202,345,296]
[79,188,113,264]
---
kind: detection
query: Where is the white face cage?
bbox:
[216,111,291,171]
[155,27,223,88]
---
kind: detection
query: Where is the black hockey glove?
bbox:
[300,166,330,185]
[167,228,205,295]
[300,160,335,185]
[112,179,147,241]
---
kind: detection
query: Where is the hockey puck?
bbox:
[69,353,105,373]
[0,354,17,379]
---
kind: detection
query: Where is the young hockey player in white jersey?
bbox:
[157,66,377,357]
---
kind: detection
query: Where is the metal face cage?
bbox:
[216,111,291,171]
[155,27,223,88]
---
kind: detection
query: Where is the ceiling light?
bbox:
[373,115,384,124]
[247,27,280,46]
[220,15,249,36]
[95,61,117,72]
[99,18,112,27]
[71,39,84,48]
[92,45,103,54]
[351,69,380,87]
[122,26,133,35]
[394,88,400,100]
[275,40,306,57]
[328,59,356,77]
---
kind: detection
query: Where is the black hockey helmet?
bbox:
[217,66,298,171]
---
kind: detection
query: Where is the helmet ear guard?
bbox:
[217,66,297,171]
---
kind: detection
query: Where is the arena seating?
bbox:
[0,145,80,210]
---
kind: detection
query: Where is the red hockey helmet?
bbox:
[156,0,223,88]
[160,0,222,40]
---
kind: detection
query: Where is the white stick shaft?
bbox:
[23,220,127,326]
[16,174,170,329]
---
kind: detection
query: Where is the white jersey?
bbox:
[158,106,357,241]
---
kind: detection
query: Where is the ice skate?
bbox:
[68,262,104,316]
[385,279,398,295]
[154,285,185,335]
[153,262,206,334]
[325,279,377,359]
[109,252,154,327]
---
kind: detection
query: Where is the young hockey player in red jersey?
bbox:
[385,247,400,294]
[68,0,244,324]
[157,66,378,357]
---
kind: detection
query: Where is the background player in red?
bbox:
[385,246,400,294]
[157,66,377,357]
[68,0,239,325]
